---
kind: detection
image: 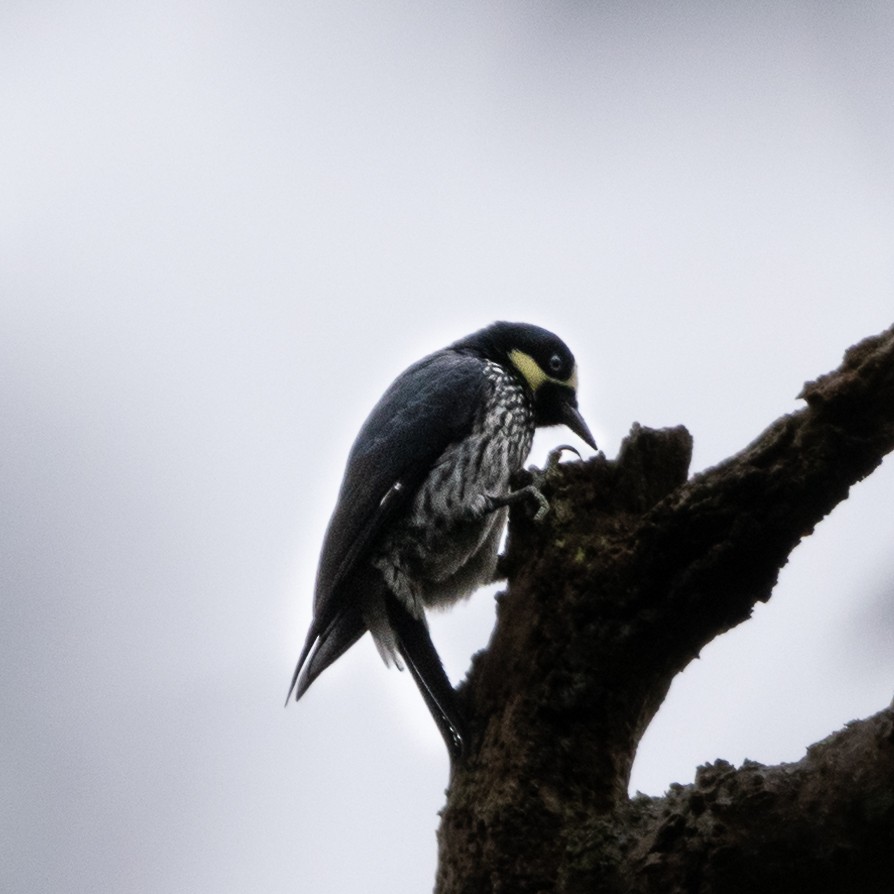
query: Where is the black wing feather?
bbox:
[286,349,487,701]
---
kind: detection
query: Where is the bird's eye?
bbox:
[548,353,563,373]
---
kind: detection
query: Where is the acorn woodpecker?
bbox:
[286,321,596,759]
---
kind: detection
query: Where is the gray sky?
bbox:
[3,2,894,892]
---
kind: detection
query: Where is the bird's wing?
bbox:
[286,349,487,700]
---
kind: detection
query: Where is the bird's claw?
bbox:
[527,443,581,489]
[476,483,550,522]
[517,444,583,523]
[478,445,582,524]
[544,444,581,473]
[525,484,551,522]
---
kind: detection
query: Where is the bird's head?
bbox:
[455,321,597,450]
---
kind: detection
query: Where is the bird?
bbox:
[286,321,596,759]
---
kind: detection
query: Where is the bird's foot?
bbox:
[535,444,582,479]
[475,482,550,522]
[475,447,581,524]
[527,444,582,504]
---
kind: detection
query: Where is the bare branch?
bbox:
[622,703,894,893]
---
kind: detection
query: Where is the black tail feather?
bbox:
[384,592,466,760]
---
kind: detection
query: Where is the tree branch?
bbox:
[622,703,894,893]
[436,323,894,894]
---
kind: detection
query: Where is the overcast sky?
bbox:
[3,2,894,892]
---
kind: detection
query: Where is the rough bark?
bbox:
[435,324,894,894]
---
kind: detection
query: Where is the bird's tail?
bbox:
[384,592,466,760]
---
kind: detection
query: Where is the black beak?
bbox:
[560,400,597,450]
